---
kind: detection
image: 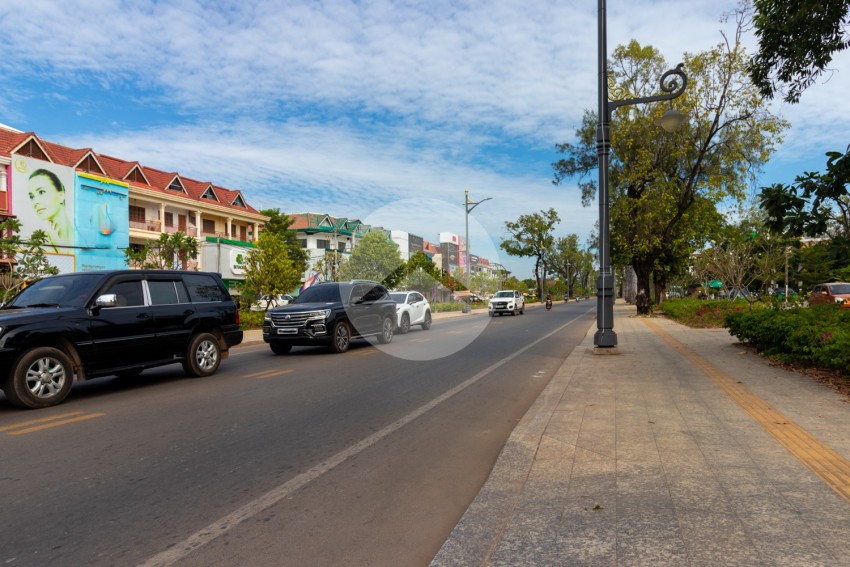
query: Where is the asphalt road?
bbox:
[0,301,595,567]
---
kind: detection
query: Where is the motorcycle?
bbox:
[545,298,553,310]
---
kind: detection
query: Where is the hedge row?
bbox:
[725,305,850,372]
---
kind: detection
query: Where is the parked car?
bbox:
[0,270,243,409]
[809,282,850,307]
[488,290,525,316]
[250,293,294,311]
[389,291,432,334]
[263,280,396,354]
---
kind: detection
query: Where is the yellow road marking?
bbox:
[250,369,294,379]
[3,412,105,435]
[352,349,378,356]
[644,319,850,504]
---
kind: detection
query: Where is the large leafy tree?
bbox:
[760,146,850,245]
[552,15,787,314]
[692,218,785,308]
[397,250,444,294]
[340,231,402,285]
[749,0,850,103]
[500,208,560,299]
[241,231,302,309]
[259,208,308,275]
[0,218,59,303]
[546,234,589,299]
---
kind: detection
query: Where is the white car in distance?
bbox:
[250,294,294,311]
[488,290,525,316]
[389,291,432,334]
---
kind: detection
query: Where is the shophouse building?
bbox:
[0,126,268,290]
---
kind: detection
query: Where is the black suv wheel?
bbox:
[4,347,74,409]
[329,320,352,353]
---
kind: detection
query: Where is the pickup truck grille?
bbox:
[269,311,326,327]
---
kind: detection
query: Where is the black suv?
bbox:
[0,270,243,409]
[263,280,396,354]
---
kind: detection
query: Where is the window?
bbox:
[129,205,145,223]
[164,212,174,227]
[167,178,186,193]
[298,239,307,249]
[148,280,189,305]
[202,219,216,234]
[316,239,331,249]
[183,274,228,302]
[104,280,144,307]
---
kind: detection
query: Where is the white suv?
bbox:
[488,290,525,316]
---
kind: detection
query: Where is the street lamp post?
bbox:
[464,190,492,291]
[595,0,688,348]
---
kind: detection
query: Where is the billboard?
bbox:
[11,156,75,255]
[75,173,130,271]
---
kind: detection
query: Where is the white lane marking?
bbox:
[139,313,591,567]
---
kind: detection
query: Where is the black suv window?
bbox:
[295,284,344,303]
[148,280,190,305]
[183,274,228,302]
[7,273,101,308]
[104,280,145,307]
[361,284,387,302]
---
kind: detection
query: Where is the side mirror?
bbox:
[95,294,118,308]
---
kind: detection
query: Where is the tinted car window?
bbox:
[7,273,101,308]
[183,274,227,302]
[104,280,145,307]
[295,284,344,303]
[148,280,188,305]
[362,285,387,302]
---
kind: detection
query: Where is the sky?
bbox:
[2,0,849,280]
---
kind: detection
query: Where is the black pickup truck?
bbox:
[263,280,396,354]
[0,270,242,409]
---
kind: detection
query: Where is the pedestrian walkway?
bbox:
[431,302,850,566]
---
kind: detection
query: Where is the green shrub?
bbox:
[726,305,850,373]
[660,299,748,328]
[239,309,266,329]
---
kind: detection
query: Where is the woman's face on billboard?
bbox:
[28,173,64,222]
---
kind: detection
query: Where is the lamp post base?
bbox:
[594,330,618,348]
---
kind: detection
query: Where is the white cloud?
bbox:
[3,0,848,278]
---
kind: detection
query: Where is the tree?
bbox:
[692,221,784,308]
[241,232,302,310]
[500,208,560,300]
[760,146,850,246]
[0,218,59,303]
[749,0,850,103]
[125,232,199,270]
[546,234,587,299]
[341,231,402,285]
[312,251,348,282]
[397,250,444,294]
[259,208,308,276]
[553,14,787,314]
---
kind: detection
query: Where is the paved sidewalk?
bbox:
[431,303,850,566]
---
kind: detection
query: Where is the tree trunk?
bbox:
[623,265,637,304]
[632,258,653,315]
[653,272,667,305]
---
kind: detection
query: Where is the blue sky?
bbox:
[2,0,849,279]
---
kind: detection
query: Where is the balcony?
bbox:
[130,219,162,232]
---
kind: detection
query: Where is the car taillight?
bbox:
[235,309,240,325]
